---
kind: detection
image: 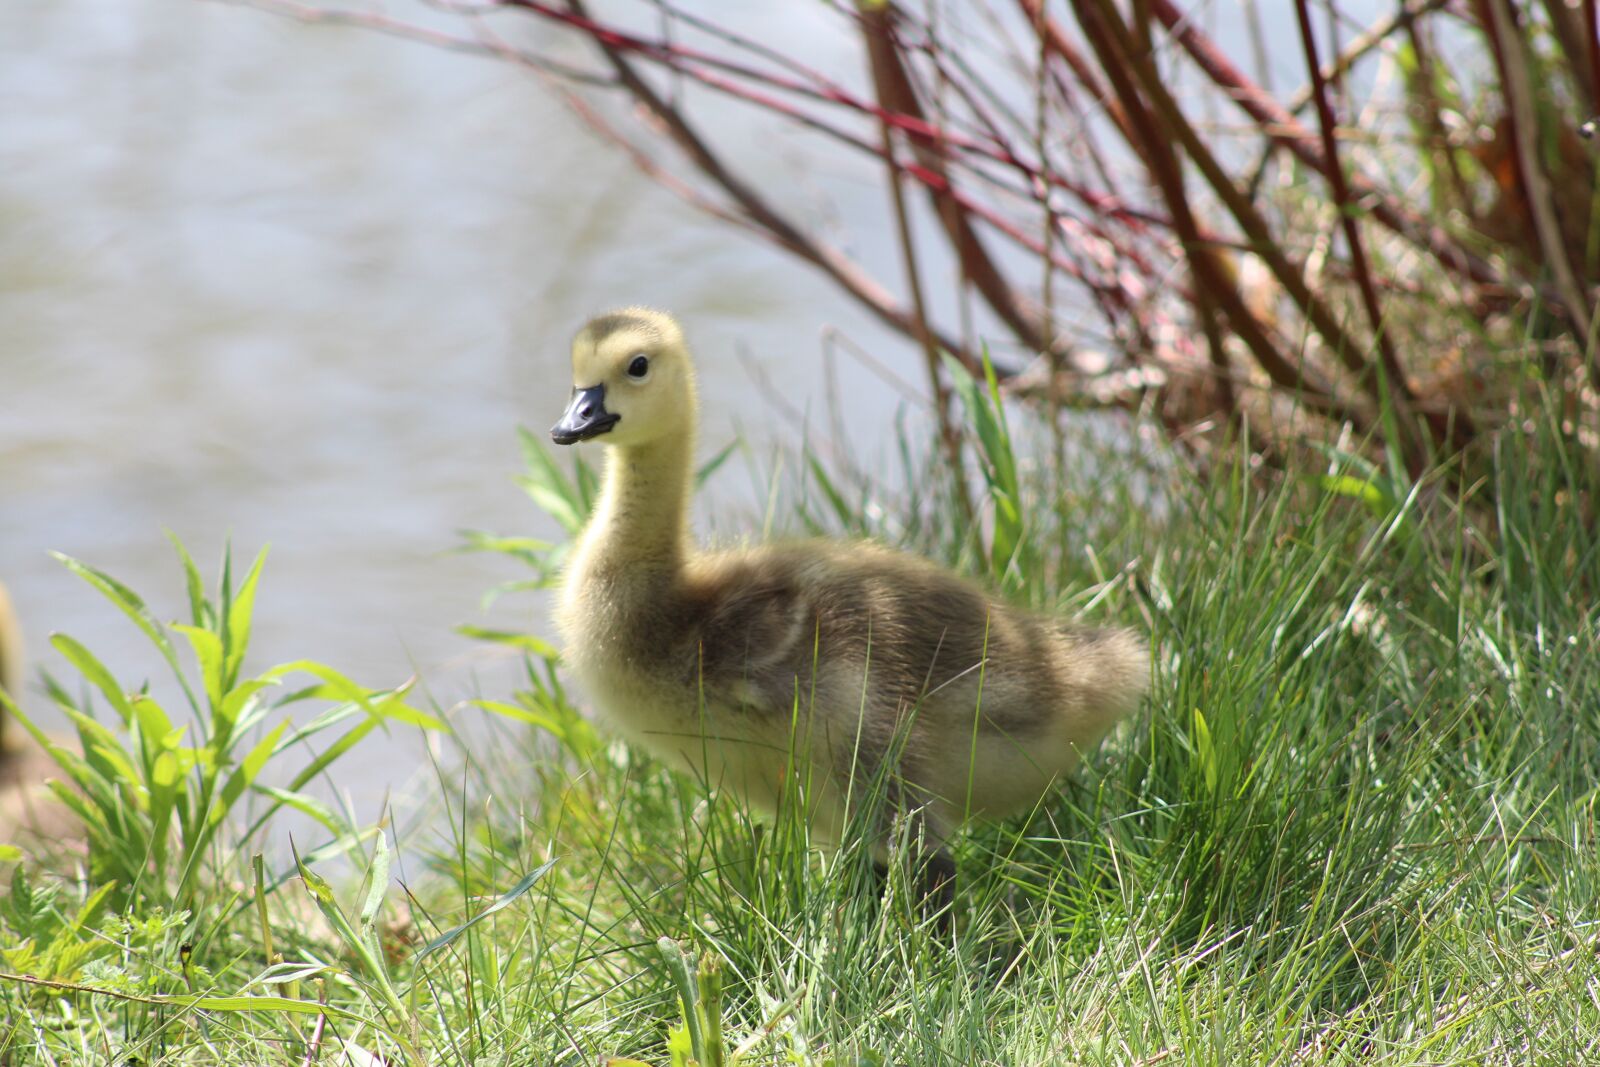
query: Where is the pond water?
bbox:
[0,0,1378,821]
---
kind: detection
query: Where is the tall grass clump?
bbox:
[3,393,1597,1061]
[409,380,1595,1064]
[0,540,455,1058]
[1,540,445,913]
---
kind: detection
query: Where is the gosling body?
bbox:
[552,309,1147,863]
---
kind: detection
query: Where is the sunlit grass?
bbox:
[2,386,1597,1064]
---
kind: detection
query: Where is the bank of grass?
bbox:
[2,386,1597,1065]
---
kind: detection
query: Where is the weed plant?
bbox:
[1,385,1596,1063]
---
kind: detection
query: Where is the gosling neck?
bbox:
[585,424,696,572]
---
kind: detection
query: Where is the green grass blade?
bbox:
[223,546,268,690]
[51,552,201,715]
[412,859,558,961]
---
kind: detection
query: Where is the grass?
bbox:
[2,384,1597,1065]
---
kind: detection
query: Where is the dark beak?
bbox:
[551,384,620,445]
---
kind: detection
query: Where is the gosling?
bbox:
[551,308,1147,896]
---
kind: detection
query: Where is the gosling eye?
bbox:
[626,354,650,380]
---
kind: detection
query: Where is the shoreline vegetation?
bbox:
[1,387,1596,1063]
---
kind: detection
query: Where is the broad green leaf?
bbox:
[515,426,590,529]
[148,991,374,1022]
[666,1022,694,1067]
[58,706,141,799]
[456,531,553,557]
[172,623,226,708]
[291,842,369,963]
[517,424,601,517]
[470,700,595,758]
[696,440,739,488]
[470,699,565,729]
[68,880,119,934]
[263,662,444,731]
[294,844,337,908]
[369,693,447,732]
[245,825,379,900]
[224,547,269,688]
[47,634,135,727]
[456,627,560,659]
[516,478,585,534]
[52,552,198,712]
[0,689,103,797]
[150,749,181,789]
[148,763,180,880]
[1319,474,1388,509]
[220,678,278,738]
[1192,707,1218,797]
[273,695,364,736]
[279,714,380,793]
[128,695,179,756]
[213,720,289,827]
[254,784,352,838]
[166,531,211,629]
[262,660,377,707]
[254,961,337,985]
[360,834,391,928]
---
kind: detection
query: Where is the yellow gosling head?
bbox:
[552,307,696,449]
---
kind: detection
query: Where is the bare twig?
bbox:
[1475,0,1598,392]
[219,0,1600,462]
[1280,0,1451,118]
[867,17,975,522]
[300,981,329,1067]
[822,325,930,408]
[557,0,983,372]
[1586,0,1600,114]
[1149,0,1536,305]
[1017,0,1139,151]
[1103,4,1372,415]
[1076,0,1360,429]
[219,0,615,84]
[1294,0,1433,465]
[1400,16,1473,215]
[859,4,1049,358]
[1031,2,1068,473]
